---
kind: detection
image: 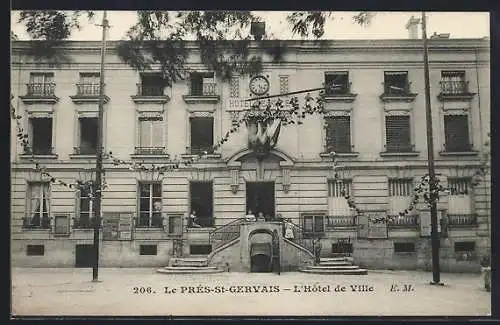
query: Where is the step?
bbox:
[157,267,224,274]
[319,261,352,266]
[169,257,208,267]
[320,257,353,263]
[299,268,368,275]
[306,265,361,270]
[161,266,219,271]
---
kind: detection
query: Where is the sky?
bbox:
[10,11,490,41]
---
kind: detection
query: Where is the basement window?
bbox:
[140,245,158,256]
[394,242,416,253]
[189,245,212,255]
[26,245,45,256]
[454,241,475,253]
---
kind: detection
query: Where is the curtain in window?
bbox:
[139,118,163,149]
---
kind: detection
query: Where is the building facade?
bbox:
[10,36,491,272]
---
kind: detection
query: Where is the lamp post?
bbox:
[92,10,109,282]
[421,11,443,286]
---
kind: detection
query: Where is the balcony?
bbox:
[380,144,419,157]
[134,214,164,229]
[440,143,478,156]
[130,146,169,159]
[438,80,475,101]
[447,214,478,227]
[73,216,95,230]
[70,83,110,104]
[181,146,221,159]
[20,83,59,104]
[322,82,357,102]
[22,216,51,230]
[387,215,419,228]
[131,83,170,104]
[182,82,220,104]
[379,82,417,102]
[325,216,357,230]
[20,146,58,159]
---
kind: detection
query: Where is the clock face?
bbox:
[249,75,270,95]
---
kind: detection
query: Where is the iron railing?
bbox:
[75,83,102,96]
[325,215,357,229]
[25,83,56,97]
[73,146,97,155]
[440,80,469,95]
[447,214,478,226]
[72,216,95,229]
[22,216,51,229]
[382,82,411,96]
[387,214,419,228]
[134,147,166,155]
[209,217,246,250]
[189,82,216,96]
[135,214,164,228]
[136,83,165,96]
[324,82,352,96]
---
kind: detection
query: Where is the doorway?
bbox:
[75,244,95,268]
[246,182,275,219]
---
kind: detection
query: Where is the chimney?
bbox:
[251,21,265,41]
[405,16,421,39]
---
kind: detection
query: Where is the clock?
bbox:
[249,75,270,96]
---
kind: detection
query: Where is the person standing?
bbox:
[257,212,266,222]
[245,209,256,222]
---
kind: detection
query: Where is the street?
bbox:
[11,267,490,317]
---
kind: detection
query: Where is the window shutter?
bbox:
[385,116,411,152]
[444,115,469,151]
[325,116,351,153]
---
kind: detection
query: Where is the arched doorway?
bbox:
[249,230,273,273]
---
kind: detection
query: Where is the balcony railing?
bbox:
[209,217,246,250]
[134,146,166,155]
[74,146,97,155]
[25,83,56,97]
[444,142,473,152]
[188,146,215,155]
[192,217,215,228]
[325,215,357,229]
[387,215,419,228]
[22,216,51,229]
[73,216,95,229]
[447,214,478,227]
[135,214,164,228]
[23,147,54,156]
[136,83,165,96]
[383,82,412,96]
[325,144,353,154]
[76,83,102,96]
[324,82,352,96]
[385,143,415,153]
[189,82,216,96]
[440,80,469,95]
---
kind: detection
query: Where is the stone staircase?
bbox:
[156,257,225,274]
[299,257,368,275]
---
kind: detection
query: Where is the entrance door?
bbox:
[246,182,275,218]
[75,244,95,268]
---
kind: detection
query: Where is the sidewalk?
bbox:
[11,267,491,317]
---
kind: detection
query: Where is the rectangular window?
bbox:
[388,179,413,196]
[26,182,51,229]
[448,178,472,215]
[138,116,164,153]
[324,71,349,95]
[29,117,53,155]
[54,215,70,235]
[26,245,45,256]
[441,71,466,94]
[77,185,94,229]
[190,181,213,228]
[302,214,325,237]
[168,215,183,234]
[189,245,212,255]
[28,72,55,96]
[138,183,163,227]
[325,116,351,153]
[454,241,475,253]
[140,245,158,256]
[385,115,412,152]
[444,115,471,152]
[190,72,215,96]
[77,117,98,155]
[384,71,409,95]
[77,72,100,96]
[327,180,353,217]
[140,74,165,96]
[190,117,214,155]
[394,242,416,253]
[279,75,289,95]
